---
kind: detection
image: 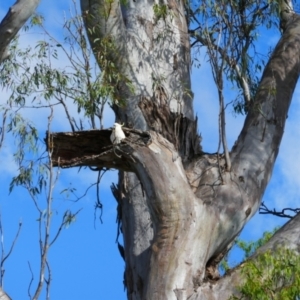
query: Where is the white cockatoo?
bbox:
[110,123,126,145]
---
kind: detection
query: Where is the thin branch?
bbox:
[259,202,300,219]
[94,169,108,227]
[45,260,51,300]
[25,184,42,214]
[0,217,4,287]
[0,217,22,287]
[190,32,251,105]
[32,107,54,300]
[220,92,231,171]
[0,109,8,150]
[40,5,106,131]
[95,96,108,130]
[61,179,102,203]
[205,25,231,171]
[16,101,62,109]
[54,95,76,132]
[49,209,82,247]
[27,261,34,299]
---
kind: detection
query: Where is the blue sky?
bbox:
[0,1,299,300]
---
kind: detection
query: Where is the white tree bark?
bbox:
[0,0,40,62]
[0,289,11,300]
[47,1,300,299]
[80,1,199,298]
[190,212,300,300]
[81,0,193,130]
[2,0,298,299]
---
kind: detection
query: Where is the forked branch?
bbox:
[260,202,300,219]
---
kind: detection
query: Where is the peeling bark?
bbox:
[138,96,202,160]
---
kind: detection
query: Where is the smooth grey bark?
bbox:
[80,0,193,131]
[4,0,299,298]
[0,290,11,300]
[47,1,300,299]
[189,212,300,300]
[0,0,40,62]
[49,13,300,286]
[80,0,199,298]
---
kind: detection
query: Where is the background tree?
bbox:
[1,0,300,299]
[0,1,115,299]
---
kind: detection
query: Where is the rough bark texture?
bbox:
[48,1,300,299]
[0,0,40,62]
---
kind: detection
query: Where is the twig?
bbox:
[54,95,75,132]
[45,260,51,300]
[190,32,251,105]
[27,262,34,299]
[205,24,231,172]
[259,202,300,219]
[32,107,54,300]
[0,212,22,287]
[94,170,108,227]
[0,109,8,150]
[49,209,82,247]
[0,223,22,286]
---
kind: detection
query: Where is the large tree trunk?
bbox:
[48,1,300,299]
[80,0,200,298]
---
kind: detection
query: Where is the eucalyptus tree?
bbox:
[1,0,300,299]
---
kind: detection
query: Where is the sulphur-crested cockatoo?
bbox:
[110,123,126,145]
